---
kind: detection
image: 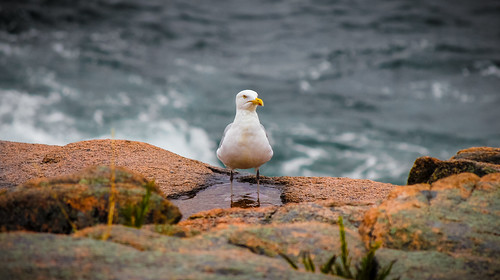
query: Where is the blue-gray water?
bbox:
[1,0,499,185]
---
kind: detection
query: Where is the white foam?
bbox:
[481,65,500,78]
[281,157,315,175]
[98,118,218,166]
[0,89,81,145]
[279,129,424,182]
[27,68,79,98]
[410,81,474,103]
[391,142,429,155]
[280,142,326,175]
[0,87,218,166]
[52,42,79,59]
[299,80,311,92]
[174,58,216,74]
[0,42,23,56]
[341,151,410,182]
[345,153,378,180]
[93,110,104,126]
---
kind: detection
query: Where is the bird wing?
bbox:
[261,124,270,140]
[218,123,233,150]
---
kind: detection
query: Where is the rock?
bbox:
[268,201,374,229]
[405,156,441,185]
[359,173,500,279]
[315,200,376,228]
[0,140,397,205]
[269,202,341,225]
[76,221,366,276]
[0,230,334,280]
[10,139,500,279]
[407,147,500,184]
[0,165,181,233]
[226,222,366,265]
[177,200,376,234]
[179,206,278,233]
[0,139,222,197]
[375,249,495,280]
[451,147,500,164]
[260,176,395,204]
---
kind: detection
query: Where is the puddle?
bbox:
[171,182,283,220]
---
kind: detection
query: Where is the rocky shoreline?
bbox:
[0,140,499,279]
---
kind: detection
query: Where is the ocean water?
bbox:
[1,0,499,185]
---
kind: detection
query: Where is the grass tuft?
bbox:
[280,216,399,280]
[121,181,154,228]
[300,251,316,272]
[319,252,337,274]
[278,252,299,270]
[337,215,354,278]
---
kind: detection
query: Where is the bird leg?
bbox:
[256,169,260,185]
[230,170,234,199]
[256,168,260,198]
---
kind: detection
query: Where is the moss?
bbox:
[0,166,181,233]
[150,224,201,237]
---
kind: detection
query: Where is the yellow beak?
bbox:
[251,97,264,106]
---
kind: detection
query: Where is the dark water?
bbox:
[1,0,499,184]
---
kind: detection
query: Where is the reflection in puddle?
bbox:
[171,183,282,220]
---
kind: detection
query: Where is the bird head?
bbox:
[235,90,264,111]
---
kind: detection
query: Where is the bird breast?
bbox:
[218,121,273,170]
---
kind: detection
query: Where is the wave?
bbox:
[0,87,218,166]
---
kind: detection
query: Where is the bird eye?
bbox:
[242,95,247,99]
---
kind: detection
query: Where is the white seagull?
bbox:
[217,90,273,192]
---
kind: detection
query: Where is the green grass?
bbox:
[121,180,154,228]
[280,216,399,280]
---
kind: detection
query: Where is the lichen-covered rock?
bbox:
[269,202,340,225]
[271,201,375,229]
[227,222,366,265]
[77,222,366,276]
[451,147,500,164]
[0,165,181,233]
[407,147,500,184]
[359,173,500,279]
[176,200,375,235]
[178,206,278,233]
[0,230,334,280]
[375,249,497,280]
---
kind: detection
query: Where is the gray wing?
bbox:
[218,123,233,150]
[261,124,274,157]
[260,124,270,140]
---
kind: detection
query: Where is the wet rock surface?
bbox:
[171,182,283,220]
[0,140,499,279]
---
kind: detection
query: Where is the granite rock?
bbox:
[0,165,181,233]
[360,173,500,279]
[0,230,335,280]
[407,147,500,185]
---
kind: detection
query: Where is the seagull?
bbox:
[217,90,273,195]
